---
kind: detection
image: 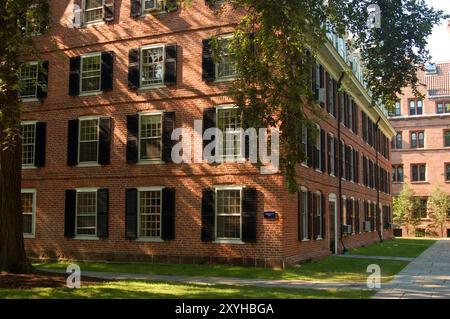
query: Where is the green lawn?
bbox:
[349,238,436,258]
[0,281,375,299]
[37,256,408,283]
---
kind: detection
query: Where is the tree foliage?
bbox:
[393,183,422,236]
[208,0,446,191]
[427,185,450,237]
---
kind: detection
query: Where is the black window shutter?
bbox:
[162,112,175,162]
[201,188,215,242]
[67,119,79,166]
[202,39,215,82]
[164,44,177,85]
[128,48,140,89]
[308,191,313,239]
[126,115,139,164]
[36,61,49,100]
[355,151,359,183]
[125,188,138,239]
[327,134,331,175]
[307,128,313,167]
[162,188,176,240]
[97,188,109,238]
[34,122,46,167]
[103,0,115,21]
[334,138,339,177]
[242,188,257,243]
[99,117,112,165]
[101,51,114,92]
[298,191,303,241]
[64,190,76,238]
[68,56,81,96]
[203,108,216,160]
[339,140,343,178]
[321,194,326,238]
[320,129,326,173]
[130,0,142,17]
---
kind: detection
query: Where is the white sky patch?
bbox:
[425,0,450,62]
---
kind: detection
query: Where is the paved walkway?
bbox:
[340,254,415,262]
[41,268,369,291]
[375,240,450,299]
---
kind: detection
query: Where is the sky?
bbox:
[425,0,450,62]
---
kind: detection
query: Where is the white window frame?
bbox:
[19,61,39,101]
[138,111,163,163]
[142,0,166,14]
[215,34,237,81]
[300,186,309,241]
[136,186,164,242]
[315,124,322,172]
[83,0,104,25]
[78,116,100,166]
[75,188,99,239]
[215,104,244,161]
[316,191,323,240]
[139,44,165,88]
[80,52,102,94]
[21,189,36,238]
[214,185,244,244]
[21,120,37,168]
[329,133,335,176]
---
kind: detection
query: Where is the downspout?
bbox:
[337,72,347,253]
[375,116,383,243]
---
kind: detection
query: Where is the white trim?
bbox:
[214,186,243,242]
[214,34,237,82]
[82,0,104,25]
[215,105,245,161]
[213,239,245,245]
[20,121,37,168]
[79,52,102,94]
[139,44,166,88]
[138,112,163,163]
[78,117,100,165]
[21,188,36,238]
[19,61,39,100]
[136,187,163,241]
[75,189,98,238]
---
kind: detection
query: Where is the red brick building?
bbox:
[19,0,394,268]
[391,62,450,238]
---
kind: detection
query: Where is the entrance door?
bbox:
[328,194,337,254]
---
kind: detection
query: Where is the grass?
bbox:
[349,238,436,258]
[36,256,408,283]
[0,281,375,299]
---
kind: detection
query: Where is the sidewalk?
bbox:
[41,268,370,291]
[374,240,450,299]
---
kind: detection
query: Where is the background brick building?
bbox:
[390,62,450,237]
[20,0,394,268]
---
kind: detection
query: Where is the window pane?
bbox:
[445,131,450,147]
[21,124,36,165]
[417,100,423,115]
[140,115,162,160]
[144,0,157,10]
[19,63,38,98]
[139,190,161,238]
[217,108,242,157]
[446,103,450,113]
[76,192,97,236]
[419,165,426,181]
[446,164,450,181]
[21,192,34,235]
[141,47,164,86]
[81,55,101,92]
[79,119,98,162]
[217,38,237,79]
[84,0,103,23]
[412,165,418,181]
[398,166,403,182]
[409,101,416,115]
[216,189,241,239]
[437,103,443,114]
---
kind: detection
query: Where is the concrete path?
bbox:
[340,254,415,262]
[41,268,369,291]
[374,240,450,299]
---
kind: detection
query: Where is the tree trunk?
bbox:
[0,120,31,273]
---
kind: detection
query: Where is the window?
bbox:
[329,133,335,176]
[315,125,321,171]
[79,118,99,164]
[409,99,423,115]
[216,36,237,80]
[143,0,160,11]
[410,131,424,149]
[437,102,450,114]
[392,132,402,149]
[216,188,242,240]
[81,53,101,93]
[446,164,450,181]
[315,192,323,239]
[141,45,164,87]
[411,164,426,182]
[83,0,104,24]
[21,122,36,166]
[217,106,242,158]
[139,113,162,161]
[393,101,401,116]
[301,126,308,166]
[445,131,450,147]
[76,190,97,236]
[341,141,346,179]
[392,165,404,182]
[138,189,162,239]
[19,62,38,99]
[413,198,428,219]
[327,77,335,116]
[349,147,354,181]
[21,190,36,236]
[300,188,309,240]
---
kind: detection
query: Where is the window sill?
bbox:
[213,239,245,245]
[136,238,164,243]
[392,181,404,184]
[22,165,37,170]
[23,234,35,239]
[21,97,39,103]
[316,237,323,241]
[138,84,166,91]
[78,91,103,97]
[80,21,106,28]
[77,163,100,168]
[301,163,309,168]
[410,181,428,184]
[214,77,236,83]
[315,169,323,174]
[74,236,99,241]
[301,239,310,242]
[137,160,165,165]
